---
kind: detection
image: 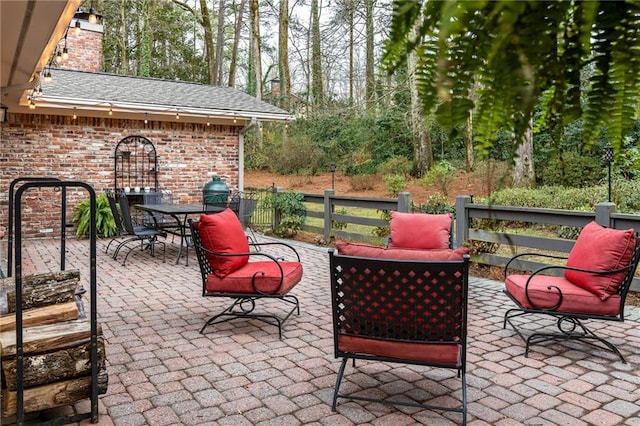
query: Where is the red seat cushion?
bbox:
[336,241,468,260]
[198,208,250,277]
[505,274,621,316]
[205,261,303,294]
[564,221,636,300]
[337,335,461,366]
[388,211,453,250]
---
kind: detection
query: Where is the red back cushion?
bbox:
[389,211,453,250]
[565,221,636,300]
[198,208,250,277]
[336,242,468,261]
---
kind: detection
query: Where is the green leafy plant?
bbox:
[383,174,406,196]
[72,193,118,238]
[377,156,412,176]
[420,160,455,196]
[332,208,348,231]
[264,191,306,237]
[416,194,455,214]
[372,209,392,238]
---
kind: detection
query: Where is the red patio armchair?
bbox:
[503,221,640,363]
[329,249,470,424]
[189,208,303,338]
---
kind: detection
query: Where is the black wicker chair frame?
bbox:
[329,250,470,424]
[189,219,301,338]
[503,239,640,363]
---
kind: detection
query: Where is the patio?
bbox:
[8,235,640,425]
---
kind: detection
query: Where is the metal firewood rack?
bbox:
[6,178,99,425]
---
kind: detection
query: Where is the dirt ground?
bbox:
[245,170,640,306]
[244,169,484,204]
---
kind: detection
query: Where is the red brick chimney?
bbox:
[57,15,103,72]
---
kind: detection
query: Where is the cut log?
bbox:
[1,320,105,389]
[0,301,78,332]
[1,368,108,416]
[0,270,80,314]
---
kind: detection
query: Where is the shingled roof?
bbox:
[36,68,293,122]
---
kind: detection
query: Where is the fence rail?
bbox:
[254,189,640,291]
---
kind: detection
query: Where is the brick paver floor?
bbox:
[4,235,640,425]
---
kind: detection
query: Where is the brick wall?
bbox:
[0,113,240,237]
[55,19,103,72]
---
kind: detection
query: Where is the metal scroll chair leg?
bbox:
[331,358,349,411]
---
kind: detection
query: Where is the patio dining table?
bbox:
[134,203,225,265]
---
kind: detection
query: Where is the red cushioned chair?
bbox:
[329,249,470,424]
[189,209,303,338]
[503,221,640,363]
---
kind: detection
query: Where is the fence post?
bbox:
[595,202,616,227]
[455,195,473,247]
[324,189,335,243]
[397,192,411,212]
[273,186,283,231]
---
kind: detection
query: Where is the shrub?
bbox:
[383,174,406,196]
[349,174,376,191]
[263,191,306,237]
[420,160,455,196]
[72,193,118,238]
[469,160,511,195]
[415,194,455,214]
[372,209,392,238]
[539,151,604,187]
[377,156,412,176]
[332,208,348,231]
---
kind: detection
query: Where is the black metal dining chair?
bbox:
[115,193,167,266]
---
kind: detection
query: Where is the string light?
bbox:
[88,4,98,24]
[108,105,113,115]
[28,97,36,109]
[62,47,69,61]
[176,110,180,120]
[206,115,210,126]
[55,50,63,64]
[233,114,237,124]
[74,20,81,36]
[72,107,77,120]
[144,113,148,124]
[43,69,52,83]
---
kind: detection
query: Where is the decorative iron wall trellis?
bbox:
[113,135,158,192]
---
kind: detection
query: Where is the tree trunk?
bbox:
[199,0,216,85]
[119,1,129,74]
[465,112,475,172]
[228,0,246,87]
[512,122,536,188]
[365,0,375,108]
[214,0,226,85]
[278,0,291,109]
[311,0,323,107]
[249,0,262,99]
[349,0,354,107]
[408,26,431,176]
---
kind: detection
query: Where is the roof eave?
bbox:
[27,96,296,123]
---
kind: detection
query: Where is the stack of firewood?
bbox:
[0,270,107,418]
